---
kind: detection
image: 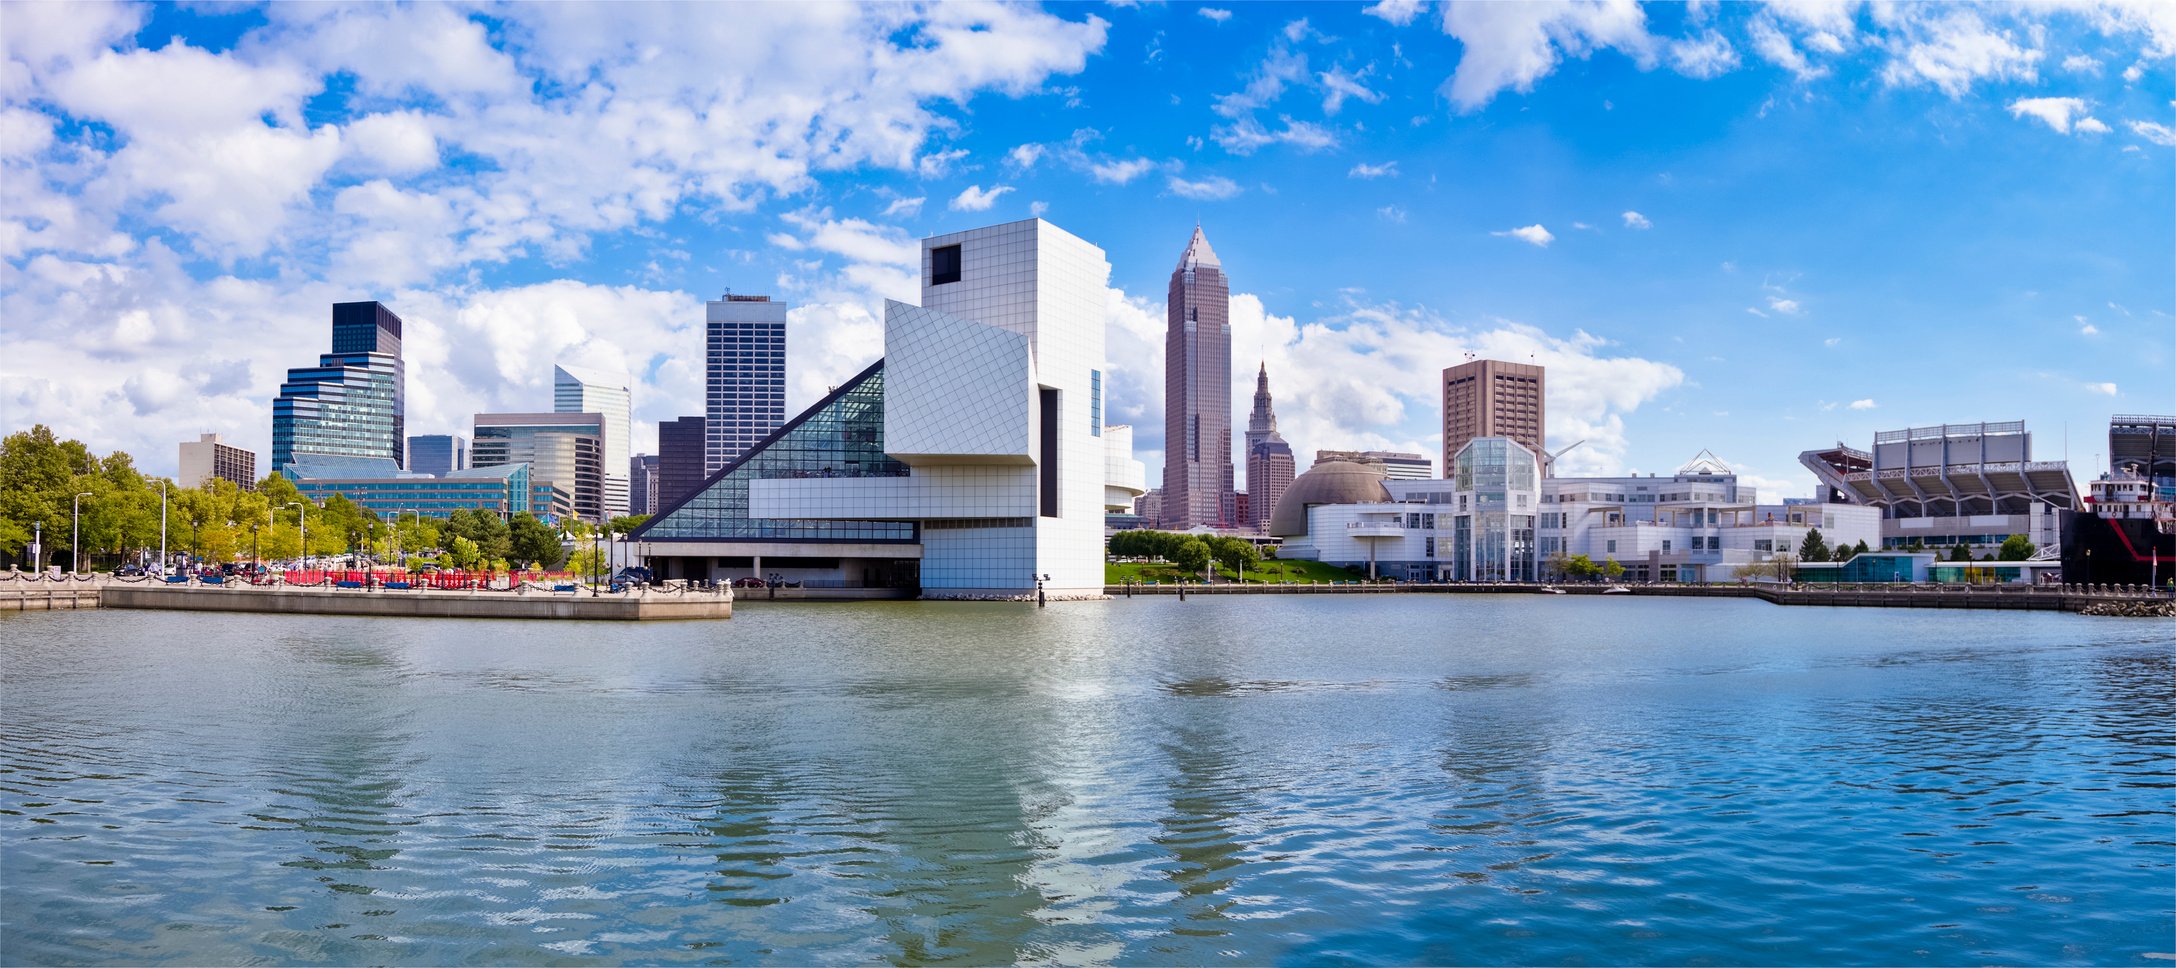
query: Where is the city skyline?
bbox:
[1,2,2170,503]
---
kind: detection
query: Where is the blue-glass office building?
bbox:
[273,301,406,474]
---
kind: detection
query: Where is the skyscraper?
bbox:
[473,412,606,522]
[1243,362,1295,532]
[1163,226,1235,529]
[554,363,632,517]
[630,454,659,515]
[177,433,257,490]
[407,434,469,476]
[657,415,707,511]
[706,294,788,473]
[272,301,405,475]
[1441,358,1545,475]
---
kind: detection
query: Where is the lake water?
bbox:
[2,597,2170,965]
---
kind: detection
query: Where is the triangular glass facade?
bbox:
[634,361,916,544]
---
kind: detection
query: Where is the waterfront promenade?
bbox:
[1105,579,2176,614]
[1,574,731,620]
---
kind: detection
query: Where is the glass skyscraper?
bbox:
[1164,226,1235,529]
[272,301,405,475]
[553,364,631,517]
[706,294,787,474]
[473,413,606,523]
[406,434,469,476]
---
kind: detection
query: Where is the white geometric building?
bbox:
[1105,424,1148,513]
[630,218,1113,599]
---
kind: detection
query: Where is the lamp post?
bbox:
[285,502,307,572]
[158,479,168,576]
[71,491,90,576]
[1035,572,1049,608]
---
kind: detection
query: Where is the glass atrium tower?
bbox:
[1449,436,1542,582]
[272,301,405,475]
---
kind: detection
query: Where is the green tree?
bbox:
[1562,554,1600,579]
[1171,537,1211,575]
[1997,534,2036,561]
[1208,536,1260,579]
[1798,528,1830,563]
[1853,539,1871,557]
[568,544,607,578]
[605,513,651,535]
[1602,557,1626,580]
[1949,542,1972,561]
[508,513,566,570]
[442,509,512,562]
[447,535,483,570]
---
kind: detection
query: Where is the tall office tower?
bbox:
[177,433,257,490]
[1243,362,1295,531]
[554,364,632,517]
[1138,488,1164,529]
[272,301,406,474]
[473,412,606,522]
[1441,358,1545,476]
[407,434,469,476]
[1163,225,1235,529]
[706,294,788,473]
[630,454,660,515]
[657,416,707,510]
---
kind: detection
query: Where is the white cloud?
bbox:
[343,111,439,174]
[1199,8,1233,24]
[1213,116,1337,154]
[1378,205,1408,223]
[1166,174,1241,200]
[2061,53,2103,74]
[1492,224,1555,247]
[881,196,925,218]
[2007,96,2092,133]
[1008,143,1045,168]
[1434,0,1658,111]
[1212,47,1307,119]
[1363,0,1427,27]
[1750,16,1826,80]
[1621,210,1652,229]
[1029,200,1049,217]
[916,148,969,178]
[1669,29,1740,78]
[1348,160,1400,178]
[948,184,1014,211]
[1848,398,1877,410]
[2123,61,2145,82]
[2078,321,2100,335]
[2085,382,2118,396]
[2075,116,2111,134]
[1767,295,1802,315]
[1089,157,1156,185]
[2130,119,2176,146]
[1319,65,1385,114]
[1875,7,2042,97]
[1823,337,1842,347]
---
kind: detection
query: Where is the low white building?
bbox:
[1275,444,1880,582]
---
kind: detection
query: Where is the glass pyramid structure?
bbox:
[633,360,915,544]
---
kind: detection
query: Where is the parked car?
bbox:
[115,564,146,577]
[731,577,767,588]
[612,566,655,586]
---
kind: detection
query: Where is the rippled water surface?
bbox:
[3,597,2171,965]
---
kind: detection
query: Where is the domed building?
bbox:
[1268,460,1392,538]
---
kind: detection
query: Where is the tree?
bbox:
[605,514,651,535]
[447,535,483,570]
[1602,557,1625,580]
[1798,528,1830,563]
[568,544,606,578]
[442,509,512,562]
[1997,534,2035,561]
[508,513,566,570]
[1562,554,1600,580]
[1171,538,1211,575]
[1853,539,1871,557]
[1208,536,1259,579]
[1949,542,1972,561]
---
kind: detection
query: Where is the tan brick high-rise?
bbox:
[1441,359,1545,475]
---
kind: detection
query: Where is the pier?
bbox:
[1103,580,2173,613]
[3,575,731,621]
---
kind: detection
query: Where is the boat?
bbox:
[1602,585,1632,594]
[2061,463,2175,588]
[1540,585,1567,595]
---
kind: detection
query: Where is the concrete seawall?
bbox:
[1103,581,2170,613]
[100,585,731,621]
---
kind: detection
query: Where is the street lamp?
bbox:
[157,479,168,576]
[285,502,307,573]
[1035,572,1050,608]
[71,491,90,576]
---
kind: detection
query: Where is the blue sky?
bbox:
[2,1,2170,500]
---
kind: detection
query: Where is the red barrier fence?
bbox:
[281,569,581,588]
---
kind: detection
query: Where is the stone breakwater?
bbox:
[2078,598,2176,618]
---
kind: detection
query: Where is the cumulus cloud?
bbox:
[949,184,1014,211]
[1199,7,1233,23]
[1348,160,1399,178]
[1007,143,1045,168]
[2007,96,2101,133]
[2084,381,2119,396]
[1166,174,1242,200]
[1430,0,1656,111]
[1378,205,1408,223]
[1213,116,1336,154]
[1848,398,1877,410]
[1874,7,2042,97]
[881,196,925,218]
[1669,30,1740,78]
[1622,210,1652,229]
[1767,296,1803,315]
[1363,0,1427,27]
[1319,64,1385,114]
[1089,157,1156,185]
[1492,224,1555,247]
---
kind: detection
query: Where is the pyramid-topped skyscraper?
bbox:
[1245,361,1294,532]
[1163,226,1235,529]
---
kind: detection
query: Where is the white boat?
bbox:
[1540,585,1567,594]
[1602,584,1633,594]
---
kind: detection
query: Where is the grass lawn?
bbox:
[1105,558,1370,585]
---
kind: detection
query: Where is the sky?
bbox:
[2,0,2171,502]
